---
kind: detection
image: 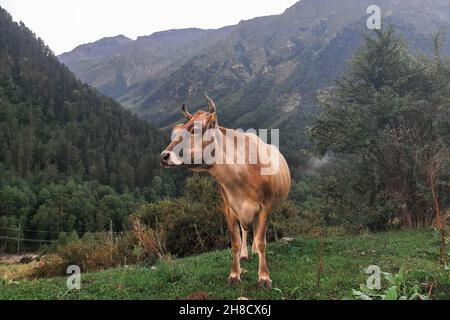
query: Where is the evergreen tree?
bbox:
[311,28,450,229]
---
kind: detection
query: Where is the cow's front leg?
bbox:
[254,209,272,288]
[225,206,242,284]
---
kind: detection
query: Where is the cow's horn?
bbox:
[205,95,216,113]
[181,104,193,120]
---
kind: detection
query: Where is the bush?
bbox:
[132,218,168,262]
[32,232,148,278]
[269,200,303,241]
[56,240,92,269]
[84,240,120,270]
[32,254,67,278]
[134,175,230,257]
[134,197,228,258]
[19,255,35,264]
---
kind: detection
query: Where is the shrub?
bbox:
[19,256,35,264]
[56,240,91,270]
[32,254,67,278]
[134,197,228,258]
[132,218,168,262]
[32,232,148,278]
[133,174,229,257]
[84,240,121,270]
[270,200,306,240]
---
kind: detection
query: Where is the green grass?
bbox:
[0,230,449,300]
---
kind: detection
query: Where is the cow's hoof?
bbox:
[227,275,241,285]
[257,278,272,289]
[240,255,249,261]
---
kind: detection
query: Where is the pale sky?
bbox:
[0,0,300,54]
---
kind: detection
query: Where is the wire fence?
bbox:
[0,226,61,234]
[0,236,55,243]
[0,222,122,254]
[0,226,119,236]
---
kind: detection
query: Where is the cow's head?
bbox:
[160,95,218,169]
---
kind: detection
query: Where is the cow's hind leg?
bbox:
[240,224,249,261]
[225,206,242,284]
[254,208,272,288]
[251,220,258,255]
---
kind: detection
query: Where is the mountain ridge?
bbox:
[58,0,450,135]
[59,34,132,57]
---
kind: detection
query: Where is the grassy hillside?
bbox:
[1,230,448,300]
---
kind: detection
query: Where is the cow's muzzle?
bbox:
[160,150,183,167]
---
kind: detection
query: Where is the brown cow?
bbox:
[160,96,291,288]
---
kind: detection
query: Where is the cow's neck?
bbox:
[207,126,241,188]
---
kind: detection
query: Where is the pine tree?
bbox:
[311,28,450,229]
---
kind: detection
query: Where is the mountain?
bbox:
[59,0,450,133]
[0,7,165,191]
[59,35,132,61]
[59,29,211,99]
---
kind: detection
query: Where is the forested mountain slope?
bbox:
[0,7,165,190]
[0,7,171,239]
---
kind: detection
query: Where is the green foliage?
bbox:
[0,174,143,251]
[135,175,228,257]
[269,201,301,240]
[311,28,450,230]
[352,270,430,300]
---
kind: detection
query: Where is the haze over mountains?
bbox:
[59,0,450,132]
